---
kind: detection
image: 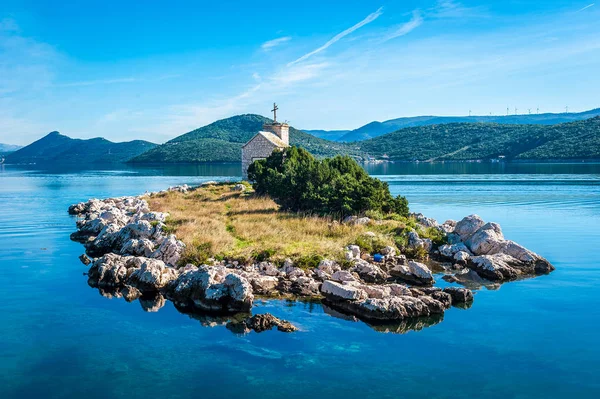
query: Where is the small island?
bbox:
[68,144,555,334]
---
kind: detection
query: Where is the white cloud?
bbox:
[288,6,384,66]
[577,3,595,12]
[261,36,291,50]
[429,0,487,19]
[382,10,423,42]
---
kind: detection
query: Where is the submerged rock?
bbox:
[227,313,298,334]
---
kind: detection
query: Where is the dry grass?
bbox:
[147,183,405,266]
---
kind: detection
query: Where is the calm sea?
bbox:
[1,162,599,398]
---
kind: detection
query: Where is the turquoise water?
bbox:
[1,163,599,398]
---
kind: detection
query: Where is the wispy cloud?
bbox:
[382,10,423,42]
[261,36,291,51]
[288,6,383,66]
[429,0,487,19]
[577,3,595,12]
[56,77,137,87]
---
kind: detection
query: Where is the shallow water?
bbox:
[1,163,599,398]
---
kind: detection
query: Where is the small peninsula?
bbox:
[68,147,555,334]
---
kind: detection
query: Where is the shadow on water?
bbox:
[91,283,447,335]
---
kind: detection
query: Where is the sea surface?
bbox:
[1,162,599,398]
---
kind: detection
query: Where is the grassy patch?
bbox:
[147,184,432,266]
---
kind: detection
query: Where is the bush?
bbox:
[248,146,409,218]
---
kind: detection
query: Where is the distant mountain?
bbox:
[5,131,157,164]
[302,129,351,141]
[358,116,600,161]
[129,114,365,163]
[0,143,23,155]
[324,108,600,142]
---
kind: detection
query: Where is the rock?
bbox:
[250,275,279,294]
[258,262,280,276]
[166,266,216,306]
[324,294,445,321]
[454,214,486,241]
[380,246,396,257]
[317,259,340,275]
[128,258,177,292]
[407,231,432,252]
[389,261,435,286]
[466,222,505,255]
[227,313,298,333]
[331,270,358,283]
[443,287,474,303]
[289,276,321,296]
[454,251,471,264]
[347,245,361,259]
[79,254,92,265]
[68,202,87,215]
[469,253,521,281]
[439,243,472,258]
[412,213,439,228]
[342,216,370,225]
[352,260,389,283]
[202,273,254,312]
[441,219,457,233]
[321,280,366,301]
[88,253,134,287]
[200,181,218,186]
[120,238,155,257]
[151,234,185,266]
[232,184,246,192]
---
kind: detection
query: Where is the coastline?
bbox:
[68,182,555,334]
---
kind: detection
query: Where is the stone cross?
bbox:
[271,103,278,123]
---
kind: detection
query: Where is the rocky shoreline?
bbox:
[69,183,555,334]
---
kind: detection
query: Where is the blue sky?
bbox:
[1,0,599,145]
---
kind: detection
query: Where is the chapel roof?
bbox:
[242,131,288,148]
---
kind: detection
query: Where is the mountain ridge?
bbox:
[6,131,157,164]
[308,108,600,142]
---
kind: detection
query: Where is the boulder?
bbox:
[227,313,297,334]
[128,258,177,292]
[151,234,185,266]
[389,261,435,286]
[443,287,474,303]
[201,273,254,312]
[321,280,366,301]
[466,222,505,255]
[439,243,472,259]
[120,238,155,257]
[352,260,389,283]
[454,214,486,241]
[331,270,358,283]
[88,253,132,287]
[250,275,279,294]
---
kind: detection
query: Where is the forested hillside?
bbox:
[357,117,600,161]
[129,114,365,163]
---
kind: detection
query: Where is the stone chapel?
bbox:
[241,103,289,179]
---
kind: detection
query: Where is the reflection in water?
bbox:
[92,284,447,335]
[322,303,445,334]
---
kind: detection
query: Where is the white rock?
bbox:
[321,280,365,300]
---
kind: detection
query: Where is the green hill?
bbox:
[6,131,157,165]
[129,114,365,163]
[312,108,600,142]
[357,117,600,161]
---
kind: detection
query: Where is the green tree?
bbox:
[248,146,409,218]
